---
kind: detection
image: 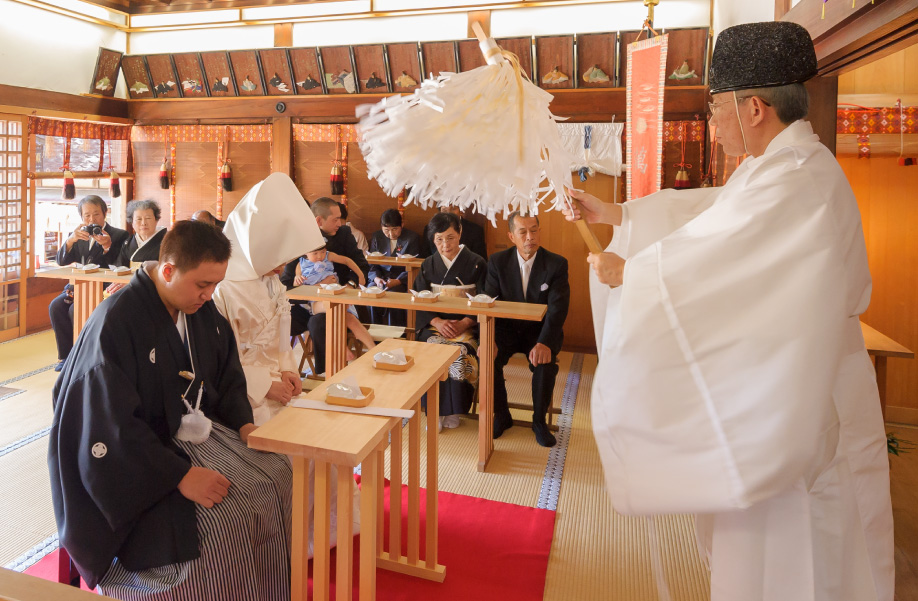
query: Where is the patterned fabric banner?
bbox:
[837,106,918,135]
[663,120,705,143]
[293,124,359,143]
[626,34,668,201]
[28,117,131,140]
[131,125,272,143]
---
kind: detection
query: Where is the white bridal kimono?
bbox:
[590,121,894,601]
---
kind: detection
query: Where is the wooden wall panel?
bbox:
[121,56,154,99]
[457,40,486,72]
[840,156,918,424]
[662,28,708,87]
[386,43,421,92]
[420,41,457,78]
[146,54,181,98]
[200,51,237,97]
[229,50,265,96]
[173,53,208,98]
[319,46,356,94]
[353,45,389,93]
[536,36,574,90]
[289,48,324,95]
[496,37,533,79]
[577,32,616,89]
[258,49,295,96]
[618,31,641,87]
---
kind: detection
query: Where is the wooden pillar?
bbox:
[272,117,293,176]
[805,75,839,155]
[274,23,293,48]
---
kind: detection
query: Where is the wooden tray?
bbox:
[468,299,496,308]
[359,289,386,298]
[107,267,132,275]
[373,356,414,372]
[411,295,439,304]
[318,286,346,295]
[72,267,99,274]
[326,386,374,408]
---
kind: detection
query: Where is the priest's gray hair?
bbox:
[739,83,808,125]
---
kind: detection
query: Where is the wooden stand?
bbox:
[468,299,496,309]
[411,295,439,304]
[318,286,347,295]
[359,289,387,299]
[326,386,375,408]
[373,356,414,372]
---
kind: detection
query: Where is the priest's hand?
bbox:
[178,466,231,508]
[563,189,623,227]
[266,380,295,404]
[529,343,551,366]
[587,252,625,287]
[239,423,257,444]
[281,371,301,398]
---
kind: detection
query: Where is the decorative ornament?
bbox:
[395,71,418,88]
[668,60,697,80]
[298,75,321,90]
[326,71,356,93]
[582,65,610,83]
[366,72,386,89]
[541,66,569,85]
[673,122,692,189]
[109,170,120,199]
[130,81,150,94]
[159,153,170,190]
[154,81,176,95]
[241,76,257,92]
[181,79,203,93]
[357,22,581,246]
[62,170,75,200]
[330,125,344,195]
[220,161,233,191]
[95,76,112,92]
[212,77,230,92]
[268,73,290,93]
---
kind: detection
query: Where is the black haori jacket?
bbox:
[48,266,253,587]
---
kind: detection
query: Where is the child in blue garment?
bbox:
[295,246,376,356]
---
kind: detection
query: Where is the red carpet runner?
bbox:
[26,483,556,600]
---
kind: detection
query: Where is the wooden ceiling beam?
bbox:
[0,84,130,122]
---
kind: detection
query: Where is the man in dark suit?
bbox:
[367,208,423,326]
[49,195,129,371]
[191,209,226,230]
[280,197,370,375]
[426,206,487,260]
[485,211,570,447]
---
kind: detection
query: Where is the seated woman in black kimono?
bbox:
[413,211,487,430]
[118,199,167,268]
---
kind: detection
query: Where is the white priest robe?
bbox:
[590,121,894,601]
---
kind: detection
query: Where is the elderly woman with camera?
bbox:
[49,195,128,371]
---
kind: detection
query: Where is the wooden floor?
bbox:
[889,423,918,600]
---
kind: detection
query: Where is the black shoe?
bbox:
[54,361,65,372]
[532,422,556,447]
[493,410,513,439]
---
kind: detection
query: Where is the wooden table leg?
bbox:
[424,389,439,571]
[876,356,888,421]
[360,450,379,601]
[406,409,420,564]
[336,467,354,601]
[326,303,348,377]
[291,456,311,601]
[477,315,495,472]
[388,420,403,559]
[72,280,104,340]
[406,267,417,341]
[314,460,332,601]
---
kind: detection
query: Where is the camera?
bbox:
[81,224,103,237]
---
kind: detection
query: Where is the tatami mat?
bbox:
[0,438,57,567]
[0,372,57,449]
[0,331,57,383]
[543,355,711,601]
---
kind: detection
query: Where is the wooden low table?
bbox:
[288,286,547,472]
[35,266,132,339]
[248,339,459,601]
[0,568,118,601]
[861,321,915,419]
[365,255,424,340]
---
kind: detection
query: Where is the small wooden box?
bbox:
[359,289,386,299]
[326,386,374,408]
[107,267,132,275]
[373,356,414,372]
[411,295,439,304]
[468,299,496,308]
[73,267,99,274]
[318,286,346,295]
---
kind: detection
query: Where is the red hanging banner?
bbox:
[626,34,668,201]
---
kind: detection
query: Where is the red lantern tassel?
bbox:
[674,168,691,188]
[330,161,344,195]
[159,160,170,189]
[62,170,75,200]
[220,161,233,191]
[109,170,121,199]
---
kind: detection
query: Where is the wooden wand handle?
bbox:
[571,199,605,254]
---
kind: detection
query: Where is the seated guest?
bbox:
[117,199,166,268]
[191,209,225,229]
[281,197,370,375]
[295,246,376,359]
[339,202,369,253]
[414,211,487,430]
[367,208,423,326]
[485,212,570,447]
[213,173,323,425]
[425,205,487,260]
[49,195,128,371]
[48,220,292,600]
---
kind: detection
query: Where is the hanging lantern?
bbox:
[62,170,75,200]
[220,161,233,191]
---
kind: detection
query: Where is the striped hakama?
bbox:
[98,422,292,601]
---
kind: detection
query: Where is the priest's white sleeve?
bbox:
[591,160,848,516]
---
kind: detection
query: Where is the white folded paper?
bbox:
[290,398,414,419]
[367,251,385,257]
[410,289,439,299]
[361,285,384,294]
[110,265,131,274]
[328,376,364,399]
[374,348,407,365]
[74,263,99,270]
[397,253,416,259]
[321,283,344,291]
[467,293,496,303]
